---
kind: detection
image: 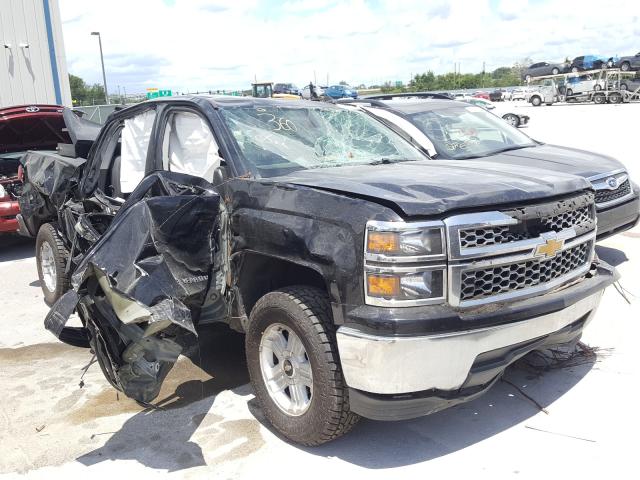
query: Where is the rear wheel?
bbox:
[620,83,628,90]
[246,286,360,445]
[594,84,602,91]
[552,68,559,75]
[571,66,579,73]
[36,223,70,306]
[502,113,520,127]
[525,74,531,82]
[621,62,630,72]
[608,92,622,104]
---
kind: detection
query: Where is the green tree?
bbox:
[69,74,106,105]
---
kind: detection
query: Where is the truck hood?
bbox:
[484,144,624,178]
[273,159,590,217]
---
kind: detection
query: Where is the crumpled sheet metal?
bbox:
[45,170,220,403]
[73,171,221,336]
[18,150,85,220]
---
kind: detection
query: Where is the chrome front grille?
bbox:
[542,205,591,231]
[458,203,593,249]
[594,179,631,205]
[460,241,591,301]
[589,170,634,208]
[446,192,596,308]
[459,225,526,248]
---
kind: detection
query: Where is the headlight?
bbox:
[364,220,447,307]
[365,220,445,261]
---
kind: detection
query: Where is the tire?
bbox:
[620,83,628,91]
[621,62,630,72]
[246,286,360,445]
[36,223,70,306]
[503,113,520,127]
[531,95,542,106]
[594,84,602,91]
[608,92,622,104]
[593,93,606,104]
[525,74,531,82]
[571,66,579,73]
[552,68,559,75]
[566,88,573,96]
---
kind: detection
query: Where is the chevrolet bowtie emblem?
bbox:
[535,238,564,258]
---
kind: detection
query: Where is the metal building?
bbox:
[0,0,72,107]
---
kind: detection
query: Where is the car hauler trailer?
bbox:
[526,68,639,106]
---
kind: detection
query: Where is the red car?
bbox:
[0,105,69,234]
[472,91,490,100]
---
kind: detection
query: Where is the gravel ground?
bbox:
[1,102,639,479]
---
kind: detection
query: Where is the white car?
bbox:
[461,97,529,127]
[511,88,528,101]
[565,76,605,96]
[301,84,326,99]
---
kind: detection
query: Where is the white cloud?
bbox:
[58,0,640,93]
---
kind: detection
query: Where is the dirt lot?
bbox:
[1,102,639,479]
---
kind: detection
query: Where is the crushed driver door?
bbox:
[45,170,225,404]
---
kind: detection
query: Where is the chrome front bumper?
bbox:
[336,291,603,395]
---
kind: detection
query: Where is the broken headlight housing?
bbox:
[364,220,447,307]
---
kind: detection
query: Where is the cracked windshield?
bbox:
[410,105,537,159]
[221,105,424,177]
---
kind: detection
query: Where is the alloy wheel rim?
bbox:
[40,241,57,292]
[259,323,313,416]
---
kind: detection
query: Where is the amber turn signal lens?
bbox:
[367,274,401,297]
[367,231,400,253]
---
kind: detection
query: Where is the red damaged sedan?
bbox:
[0,105,70,234]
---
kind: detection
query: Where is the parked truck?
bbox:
[18,97,616,445]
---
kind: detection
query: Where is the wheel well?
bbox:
[235,252,327,318]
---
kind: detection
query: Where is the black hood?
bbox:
[485,144,624,178]
[273,160,590,217]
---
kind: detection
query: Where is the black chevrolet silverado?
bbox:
[18,97,616,445]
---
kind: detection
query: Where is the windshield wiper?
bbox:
[456,144,533,160]
[367,158,417,166]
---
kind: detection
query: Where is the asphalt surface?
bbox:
[1,102,639,479]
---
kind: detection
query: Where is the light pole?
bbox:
[91,32,109,104]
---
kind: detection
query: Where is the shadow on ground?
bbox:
[75,326,595,471]
[595,245,628,267]
[0,236,34,263]
[76,324,250,471]
[251,353,595,468]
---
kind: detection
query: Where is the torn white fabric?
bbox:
[163,112,221,182]
[120,109,156,193]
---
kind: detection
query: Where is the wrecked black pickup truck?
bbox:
[18,97,617,445]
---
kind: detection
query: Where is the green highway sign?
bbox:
[146,89,172,99]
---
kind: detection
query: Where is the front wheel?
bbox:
[594,84,602,91]
[531,95,542,106]
[503,113,520,127]
[621,62,630,72]
[36,223,70,306]
[246,286,360,445]
[552,68,559,75]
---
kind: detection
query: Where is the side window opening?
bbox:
[120,109,156,194]
[162,111,222,182]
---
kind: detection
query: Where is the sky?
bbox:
[58,0,640,94]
